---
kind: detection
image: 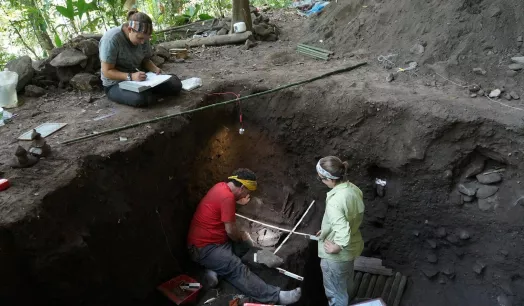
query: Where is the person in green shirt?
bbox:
[316,156,365,306]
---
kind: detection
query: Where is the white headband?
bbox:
[316,161,340,180]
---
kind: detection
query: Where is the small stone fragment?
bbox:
[436,227,447,238]
[458,184,477,196]
[499,249,508,256]
[446,234,459,244]
[508,63,524,71]
[476,173,502,184]
[478,89,485,96]
[469,84,480,93]
[470,94,477,98]
[421,266,438,279]
[386,73,395,82]
[427,239,437,249]
[473,67,486,75]
[511,56,524,64]
[476,185,499,199]
[410,44,425,55]
[459,230,470,240]
[489,89,502,98]
[441,265,456,279]
[426,253,438,263]
[489,6,501,17]
[463,155,486,178]
[473,261,486,274]
[438,275,447,284]
[506,70,518,77]
[509,91,520,100]
[413,230,420,237]
[443,169,453,179]
[24,84,46,97]
[503,93,512,100]
[463,195,474,202]
[518,36,524,43]
[478,197,494,211]
[497,294,512,306]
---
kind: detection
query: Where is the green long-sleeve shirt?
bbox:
[318,181,365,262]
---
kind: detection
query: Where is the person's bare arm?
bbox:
[101,61,146,81]
[225,222,245,242]
[142,58,161,74]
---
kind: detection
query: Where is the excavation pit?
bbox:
[1,79,524,306]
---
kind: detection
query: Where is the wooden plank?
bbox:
[356,273,371,298]
[393,275,408,306]
[387,272,402,305]
[158,31,252,49]
[365,275,378,298]
[372,275,387,298]
[380,276,394,302]
[354,264,393,276]
[351,272,363,299]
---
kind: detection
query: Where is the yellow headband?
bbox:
[228,176,257,191]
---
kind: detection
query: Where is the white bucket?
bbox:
[0,69,19,108]
[233,22,247,33]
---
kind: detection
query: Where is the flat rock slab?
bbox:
[478,195,499,211]
[508,63,524,71]
[476,185,499,199]
[421,266,438,279]
[511,56,524,64]
[463,156,486,178]
[458,184,477,196]
[476,173,502,184]
[50,49,88,67]
[473,261,486,274]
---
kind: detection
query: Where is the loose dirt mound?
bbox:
[306,0,524,90]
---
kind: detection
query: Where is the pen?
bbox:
[135,68,147,80]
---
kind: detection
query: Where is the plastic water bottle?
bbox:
[0,68,19,108]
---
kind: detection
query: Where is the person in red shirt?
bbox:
[188,168,301,305]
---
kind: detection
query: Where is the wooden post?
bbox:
[231,0,253,33]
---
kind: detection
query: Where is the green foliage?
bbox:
[0,51,17,70]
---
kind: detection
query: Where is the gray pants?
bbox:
[320,259,355,306]
[190,242,280,303]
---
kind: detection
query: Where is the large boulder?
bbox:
[76,39,99,57]
[150,55,165,67]
[50,49,88,67]
[5,56,34,92]
[154,45,170,60]
[24,85,46,97]
[70,73,100,91]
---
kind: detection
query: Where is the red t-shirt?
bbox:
[187,182,236,248]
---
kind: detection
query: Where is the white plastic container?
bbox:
[0,68,19,108]
[233,22,247,33]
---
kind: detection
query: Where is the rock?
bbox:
[443,169,453,179]
[476,185,499,199]
[476,172,502,184]
[76,39,99,56]
[509,91,520,100]
[241,39,257,50]
[253,24,271,37]
[50,49,88,67]
[70,73,100,91]
[154,46,170,60]
[413,230,420,237]
[473,67,486,75]
[497,294,512,306]
[441,265,456,279]
[436,227,447,238]
[386,73,395,82]
[489,89,502,98]
[427,239,437,249]
[5,56,34,92]
[217,28,228,35]
[263,33,278,42]
[478,195,499,211]
[150,55,165,67]
[508,63,524,71]
[421,266,438,279]
[470,94,477,98]
[511,56,524,64]
[463,195,474,202]
[499,249,509,256]
[458,184,477,196]
[410,44,425,55]
[478,89,485,96]
[519,36,524,43]
[426,253,438,263]
[450,190,463,206]
[438,275,447,284]
[506,70,518,77]
[24,85,46,97]
[459,230,470,240]
[446,234,459,244]
[503,93,512,100]
[469,84,481,92]
[49,47,66,59]
[489,6,502,17]
[473,261,486,274]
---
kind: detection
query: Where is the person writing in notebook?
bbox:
[99,9,182,107]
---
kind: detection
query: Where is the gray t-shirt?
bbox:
[99,26,153,87]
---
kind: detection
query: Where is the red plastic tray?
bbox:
[158,274,202,305]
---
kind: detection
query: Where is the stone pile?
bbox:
[216,8,279,42]
[4,35,172,96]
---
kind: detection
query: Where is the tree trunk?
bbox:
[231,0,252,33]
[27,0,55,52]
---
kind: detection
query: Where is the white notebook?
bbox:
[119,72,172,93]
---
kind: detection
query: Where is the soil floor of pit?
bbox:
[1,8,524,306]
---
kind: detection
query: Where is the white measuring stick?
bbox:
[276,267,304,281]
[274,200,315,254]
[235,213,317,239]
